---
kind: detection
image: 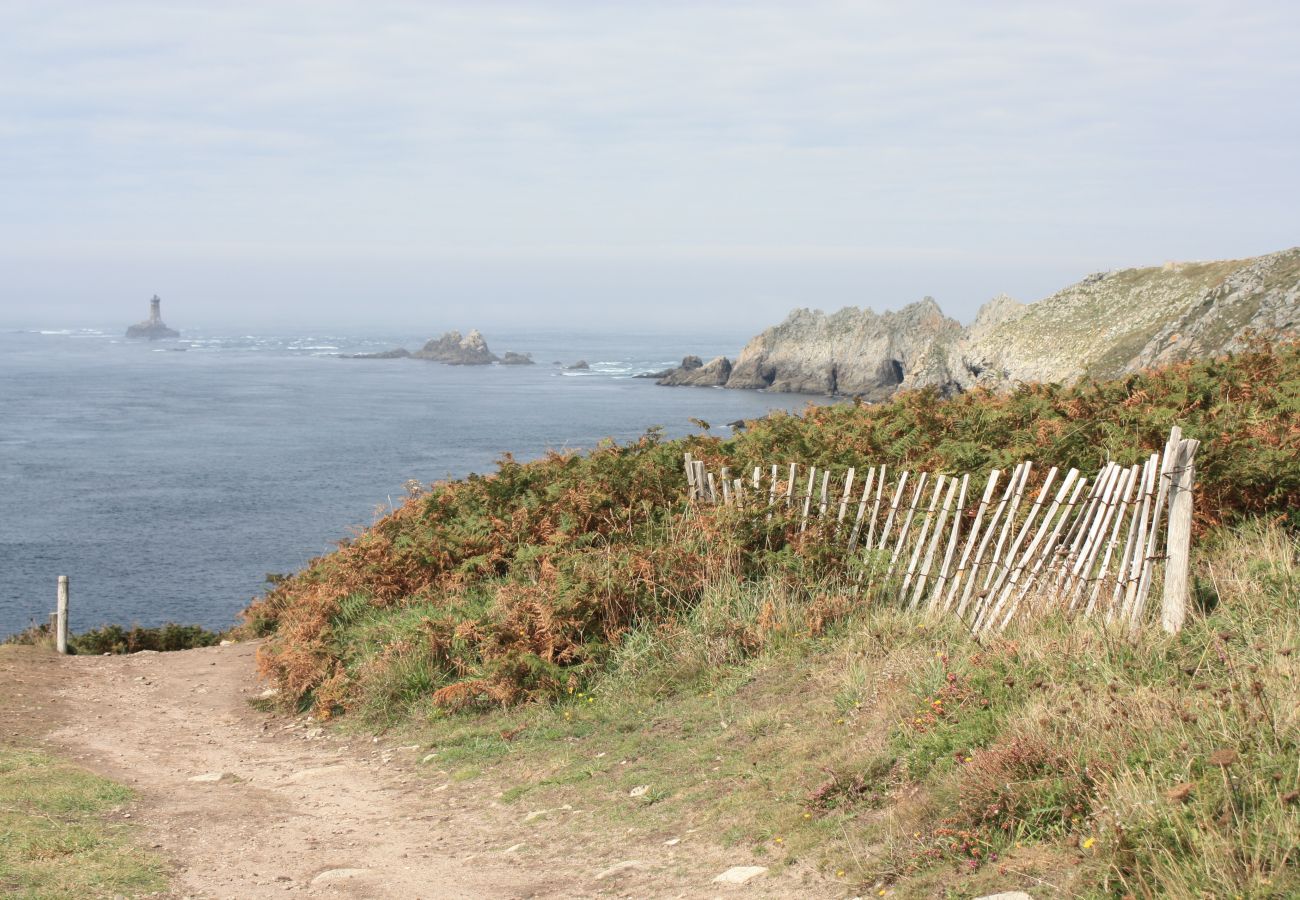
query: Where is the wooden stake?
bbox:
[866,465,887,551]
[1130,428,1182,631]
[1161,438,1199,634]
[56,575,69,655]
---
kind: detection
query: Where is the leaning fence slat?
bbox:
[981,462,1032,593]
[956,465,1021,619]
[1062,462,1123,600]
[1110,456,1156,623]
[866,465,887,550]
[901,474,947,595]
[847,467,875,552]
[927,473,969,611]
[975,466,1058,629]
[799,467,817,532]
[909,475,959,609]
[1075,464,1137,615]
[943,470,1001,614]
[1000,473,1090,629]
[984,468,1079,632]
[818,469,832,520]
[876,471,910,551]
[888,472,930,571]
[836,468,855,531]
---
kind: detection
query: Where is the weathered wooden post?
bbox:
[56,575,69,655]
[1161,439,1199,634]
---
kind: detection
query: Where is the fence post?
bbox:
[56,575,69,655]
[1161,439,1199,634]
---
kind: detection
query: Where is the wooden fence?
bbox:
[683,427,1199,635]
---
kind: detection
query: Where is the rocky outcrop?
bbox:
[726,298,963,398]
[345,348,410,359]
[949,247,1300,391]
[411,330,498,365]
[663,247,1300,399]
[500,351,535,366]
[125,295,180,340]
[566,360,590,371]
[657,355,733,387]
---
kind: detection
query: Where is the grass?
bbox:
[350,519,1298,898]
[0,748,167,898]
[243,342,1300,897]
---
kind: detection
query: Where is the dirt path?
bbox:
[1,644,825,899]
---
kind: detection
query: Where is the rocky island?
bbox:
[346,329,534,366]
[125,295,180,340]
[657,246,1300,398]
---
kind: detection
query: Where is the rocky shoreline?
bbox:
[652,246,1300,399]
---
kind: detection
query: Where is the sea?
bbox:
[0,327,825,638]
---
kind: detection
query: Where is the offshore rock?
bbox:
[125,294,180,340]
[567,360,590,370]
[726,298,962,398]
[500,351,535,365]
[411,329,498,365]
[345,347,410,359]
[658,355,732,386]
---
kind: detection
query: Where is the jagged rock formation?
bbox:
[659,247,1300,398]
[411,330,498,365]
[500,351,535,365]
[658,355,732,387]
[567,360,590,371]
[125,295,180,340]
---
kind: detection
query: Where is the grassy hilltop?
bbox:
[244,342,1299,897]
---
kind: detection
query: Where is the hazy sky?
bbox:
[2,1,1297,331]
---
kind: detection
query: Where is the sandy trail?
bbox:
[3,643,823,899]
[16,642,562,899]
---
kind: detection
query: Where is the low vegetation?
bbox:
[242,342,1300,896]
[0,748,167,898]
[3,622,225,655]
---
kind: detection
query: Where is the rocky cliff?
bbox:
[658,247,1300,397]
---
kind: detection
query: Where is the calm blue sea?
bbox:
[0,327,823,637]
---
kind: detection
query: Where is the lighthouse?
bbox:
[125,295,180,340]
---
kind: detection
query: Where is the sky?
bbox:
[1,1,1297,332]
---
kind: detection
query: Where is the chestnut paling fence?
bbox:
[683,427,1199,636]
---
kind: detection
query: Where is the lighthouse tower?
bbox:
[125,294,180,340]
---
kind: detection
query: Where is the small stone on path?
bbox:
[310,868,371,885]
[188,772,227,783]
[628,784,649,797]
[595,860,645,880]
[713,866,767,884]
[974,893,1033,900]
